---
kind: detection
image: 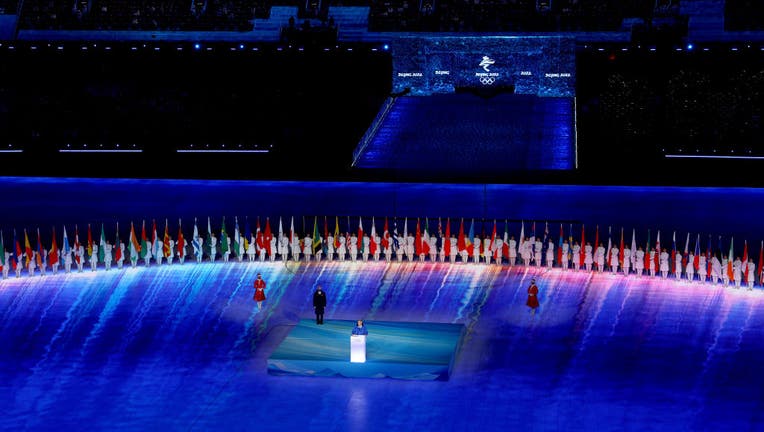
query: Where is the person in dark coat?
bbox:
[313,285,327,324]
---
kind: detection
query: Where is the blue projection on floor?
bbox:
[3,261,764,431]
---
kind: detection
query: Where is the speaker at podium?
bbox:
[350,320,369,363]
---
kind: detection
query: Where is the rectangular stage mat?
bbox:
[267,319,465,381]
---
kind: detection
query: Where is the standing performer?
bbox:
[253,273,266,310]
[526,278,540,315]
[313,285,327,325]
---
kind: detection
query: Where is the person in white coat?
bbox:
[572,241,581,271]
[291,235,301,262]
[117,241,126,269]
[508,236,517,266]
[303,235,313,263]
[76,244,85,272]
[429,235,438,263]
[595,243,605,273]
[406,233,415,262]
[104,240,113,270]
[269,236,278,262]
[674,252,683,280]
[584,242,593,272]
[27,251,37,277]
[361,233,370,262]
[449,236,458,263]
[622,245,631,275]
[223,236,231,263]
[2,251,9,279]
[209,233,218,262]
[561,240,570,270]
[349,233,359,262]
[721,255,730,285]
[711,255,722,285]
[143,241,153,267]
[315,236,324,262]
[733,257,743,288]
[50,247,60,275]
[327,234,335,261]
[384,237,393,262]
[534,238,543,268]
[155,239,164,266]
[698,254,707,283]
[609,245,619,275]
[685,253,695,282]
[747,258,756,290]
[648,248,657,277]
[545,240,554,269]
[659,249,669,279]
[634,247,645,277]
[473,237,482,264]
[167,239,176,265]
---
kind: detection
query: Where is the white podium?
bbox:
[350,335,366,363]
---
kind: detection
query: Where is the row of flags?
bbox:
[2,218,764,281]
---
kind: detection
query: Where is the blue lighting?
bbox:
[383,44,389,50]
[239,44,244,49]
[687,43,693,50]
[194,43,201,50]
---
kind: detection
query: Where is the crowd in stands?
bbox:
[14,0,684,33]
[2,217,763,292]
[19,0,255,30]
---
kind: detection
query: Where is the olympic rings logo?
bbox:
[479,76,495,85]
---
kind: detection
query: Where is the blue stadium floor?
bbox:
[2,260,764,431]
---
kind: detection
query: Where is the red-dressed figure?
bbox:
[526,278,539,315]
[254,272,266,310]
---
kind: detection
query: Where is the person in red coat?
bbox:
[526,278,539,315]
[254,272,266,310]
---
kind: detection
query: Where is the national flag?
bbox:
[542,221,549,256]
[693,234,701,272]
[140,220,149,259]
[618,227,624,266]
[488,220,497,255]
[130,221,141,259]
[256,217,264,251]
[220,217,229,255]
[742,240,749,283]
[87,224,93,260]
[467,219,475,257]
[289,216,296,246]
[322,216,329,255]
[49,227,59,266]
[457,218,466,253]
[114,223,122,262]
[422,218,430,255]
[519,221,525,258]
[594,225,599,268]
[403,217,409,244]
[12,229,20,270]
[369,217,377,256]
[334,216,341,249]
[382,217,390,250]
[718,235,723,259]
[415,219,422,255]
[557,223,564,264]
[24,229,33,268]
[176,219,184,259]
[630,228,636,268]
[36,228,43,268]
[357,217,364,251]
[706,235,712,278]
[671,231,677,273]
[278,216,284,243]
[654,230,661,271]
[265,217,273,255]
[502,220,509,259]
[99,223,107,262]
[63,226,71,261]
[74,225,81,264]
[606,226,612,268]
[233,216,241,257]
[758,241,763,285]
[244,217,251,251]
[162,218,172,258]
[151,219,160,258]
[447,218,454,256]
[644,229,651,271]
[727,237,734,281]
[192,218,201,258]
[579,224,585,268]
[436,218,443,253]
[531,221,536,243]
[313,216,321,254]
[205,217,212,257]
[682,232,690,269]
[0,230,4,271]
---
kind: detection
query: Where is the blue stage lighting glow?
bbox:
[383,44,389,50]
[687,43,693,50]
[194,43,201,50]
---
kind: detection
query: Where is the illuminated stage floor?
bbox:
[2,261,764,431]
[267,319,464,380]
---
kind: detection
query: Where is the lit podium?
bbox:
[350,335,366,363]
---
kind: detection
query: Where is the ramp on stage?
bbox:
[267,319,465,380]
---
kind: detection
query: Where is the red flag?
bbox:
[370,218,378,255]
[557,224,564,264]
[654,230,661,271]
[87,224,93,258]
[381,217,390,249]
[13,230,22,270]
[176,219,184,258]
[457,219,466,253]
[488,220,497,253]
[357,217,364,250]
[323,217,329,249]
[36,228,43,268]
[49,227,59,266]
[618,227,624,266]
[579,224,585,267]
[742,240,749,284]
[163,219,171,257]
[256,218,264,250]
[415,219,422,255]
[594,225,599,269]
[444,218,451,256]
[73,225,82,264]
[264,218,273,254]
[758,241,763,285]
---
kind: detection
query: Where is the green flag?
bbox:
[312,216,321,254]
[0,230,5,268]
[220,217,229,255]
